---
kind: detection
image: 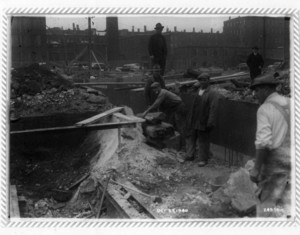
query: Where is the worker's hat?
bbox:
[155,23,164,30]
[151,82,161,88]
[197,73,210,81]
[250,73,281,89]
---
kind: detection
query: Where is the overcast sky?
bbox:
[46,15,231,33]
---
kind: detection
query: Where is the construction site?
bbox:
[9,16,291,219]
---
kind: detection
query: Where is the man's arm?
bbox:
[250,149,268,183]
[250,106,272,182]
[207,90,221,130]
[142,91,164,117]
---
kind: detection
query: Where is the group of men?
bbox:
[143,23,291,218]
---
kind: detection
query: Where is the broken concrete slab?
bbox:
[223,168,257,214]
[79,177,96,193]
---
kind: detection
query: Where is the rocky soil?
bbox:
[10,64,110,117]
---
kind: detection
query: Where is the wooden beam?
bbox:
[10,185,20,218]
[132,72,249,92]
[75,82,145,86]
[10,121,137,135]
[75,107,124,126]
[113,113,145,123]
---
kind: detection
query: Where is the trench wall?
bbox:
[95,85,259,156]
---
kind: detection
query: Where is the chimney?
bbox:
[72,23,75,31]
[201,30,203,33]
[229,16,231,20]
[132,26,134,32]
[144,25,147,32]
[211,28,213,33]
[76,24,80,31]
[174,26,177,32]
[193,27,195,33]
[138,28,140,33]
[184,29,186,33]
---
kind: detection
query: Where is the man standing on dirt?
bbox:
[148,23,168,76]
[144,64,166,106]
[184,73,222,167]
[249,73,291,218]
[142,82,185,148]
[247,46,264,81]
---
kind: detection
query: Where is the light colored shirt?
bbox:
[255,92,290,150]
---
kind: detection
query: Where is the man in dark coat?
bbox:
[184,73,222,167]
[148,23,168,76]
[247,46,264,81]
[144,64,166,106]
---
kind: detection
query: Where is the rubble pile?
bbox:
[11,64,109,117]
[214,87,256,103]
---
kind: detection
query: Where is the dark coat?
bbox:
[148,33,167,60]
[186,86,222,131]
[247,53,264,79]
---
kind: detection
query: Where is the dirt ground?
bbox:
[9,64,259,219]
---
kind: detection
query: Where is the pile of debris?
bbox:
[11,64,109,117]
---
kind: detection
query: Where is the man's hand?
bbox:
[250,168,260,183]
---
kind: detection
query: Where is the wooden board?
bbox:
[10,185,20,218]
[132,72,249,92]
[75,107,124,126]
[113,112,145,123]
[10,121,137,135]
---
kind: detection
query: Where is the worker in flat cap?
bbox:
[184,73,223,167]
[148,23,167,76]
[142,82,186,148]
[249,73,291,218]
[247,46,264,81]
[144,64,166,106]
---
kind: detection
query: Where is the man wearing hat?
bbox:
[246,46,264,81]
[142,82,185,147]
[148,23,168,76]
[144,64,166,106]
[184,73,223,167]
[249,73,291,218]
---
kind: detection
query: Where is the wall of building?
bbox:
[11,17,47,68]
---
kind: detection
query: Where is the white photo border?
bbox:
[1,7,300,228]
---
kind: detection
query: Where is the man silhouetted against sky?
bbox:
[148,23,168,76]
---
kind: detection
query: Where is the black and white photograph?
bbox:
[1,0,300,234]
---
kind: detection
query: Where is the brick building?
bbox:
[223,16,290,66]
[11,17,47,68]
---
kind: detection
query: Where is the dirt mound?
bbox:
[11,63,73,97]
[10,64,110,117]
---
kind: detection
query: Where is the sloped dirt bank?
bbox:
[70,109,257,219]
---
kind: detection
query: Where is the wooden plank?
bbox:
[10,121,137,135]
[75,82,145,86]
[75,107,124,126]
[113,112,145,123]
[132,72,249,92]
[10,185,20,218]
